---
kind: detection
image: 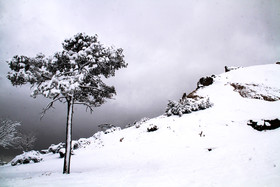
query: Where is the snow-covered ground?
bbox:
[1,64,280,187]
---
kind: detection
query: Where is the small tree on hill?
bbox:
[7,33,127,174]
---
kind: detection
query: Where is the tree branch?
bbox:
[74,102,94,113]
[41,74,52,80]
[40,96,66,119]
[79,85,102,91]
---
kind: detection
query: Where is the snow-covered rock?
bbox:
[72,138,91,150]
[247,118,280,131]
[10,151,42,166]
[197,75,215,88]
[147,124,158,132]
[47,142,65,153]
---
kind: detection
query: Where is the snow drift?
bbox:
[1,64,280,186]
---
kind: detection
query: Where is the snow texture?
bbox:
[1,64,280,186]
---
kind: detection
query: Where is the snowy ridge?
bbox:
[0,64,280,186]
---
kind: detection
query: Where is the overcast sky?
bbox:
[0,0,279,151]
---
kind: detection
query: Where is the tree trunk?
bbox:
[63,96,74,174]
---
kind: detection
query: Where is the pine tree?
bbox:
[7,33,127,174]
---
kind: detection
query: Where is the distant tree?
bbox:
[7,33,127,174]
[15,131,37,152]
[0,118,21,149]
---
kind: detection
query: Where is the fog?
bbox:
[0,0,279,152]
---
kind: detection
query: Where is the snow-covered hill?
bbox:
[1,64,280,187]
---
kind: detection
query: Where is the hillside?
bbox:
[1,64,280,186]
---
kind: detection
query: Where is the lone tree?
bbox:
[7,33,127,174]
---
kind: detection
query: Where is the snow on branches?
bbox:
[6,33,127,174]
[0,119,37,151]
[7,33,127,114]
[0,119,21,149]
[165,95,213,117]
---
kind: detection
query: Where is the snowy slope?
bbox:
[1,64,280,187]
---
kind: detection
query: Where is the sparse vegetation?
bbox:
[231,83,280,101]
[165,96,212,117]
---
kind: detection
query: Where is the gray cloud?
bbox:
[0,0,279,150]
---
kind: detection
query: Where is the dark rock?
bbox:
[59,148,65,158]
[32,158,41,163]
[225,66,241,72]
[22,158,30,164]
[58,148,74,158]
[199,131,205,137]
[197,76,214,88]
[225,66,230,72]
[147,125,158,132]
[73,142,80,150]
[247,119,280,131]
